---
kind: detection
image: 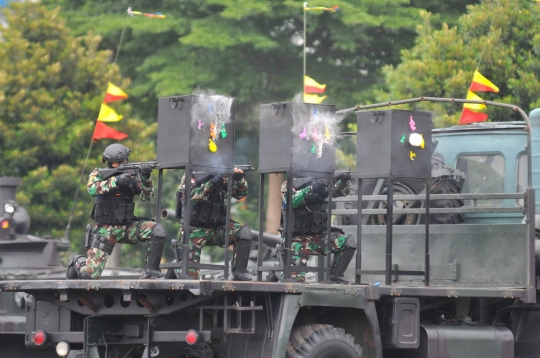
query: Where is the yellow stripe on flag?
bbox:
[463,90,486,110]
[107,82,128,98]
[97,103,123,122]
[304,93,327,104]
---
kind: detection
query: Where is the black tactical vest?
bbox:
[92,185,136,226]
[281,180,328,235]
[188,174,227,228]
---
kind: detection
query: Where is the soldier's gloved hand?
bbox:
[311,181,326,195]
[233,171,245,181]
[335,172,351,182]
[116,172,134,189]
[211,175,225,189]
[140,162,153,179]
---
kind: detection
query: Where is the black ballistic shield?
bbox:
[355,110,433,179]
[157,95,235,173]
[258,102,337,177]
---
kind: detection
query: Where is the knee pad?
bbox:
[151,223,167,238]
[66,256,87,279]
[236,225,252,241]
[91,235,115,255]
[344,234,357,249]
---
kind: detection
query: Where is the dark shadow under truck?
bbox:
[1,96,539,358]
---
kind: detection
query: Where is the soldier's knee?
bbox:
[343,234,357,249]
[151,223,167,238]
[66,255,87,280]
[91,235,115,255]
[236,225,252,241]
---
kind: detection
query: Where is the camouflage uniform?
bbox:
[280,178,356,282]
[177,174,250,280]
[77,168,157,279]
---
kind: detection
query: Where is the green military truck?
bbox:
[0,97,538,358]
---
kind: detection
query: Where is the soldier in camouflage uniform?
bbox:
[66,144,167,280]
[174,168,252,281]
[276,174,357,283]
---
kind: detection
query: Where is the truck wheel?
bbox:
[286,324,363,358]
[349,156,464,226]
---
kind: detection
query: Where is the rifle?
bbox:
[98,161,158,180]
[234,161,254,175]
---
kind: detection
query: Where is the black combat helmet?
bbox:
[102,143,130,168]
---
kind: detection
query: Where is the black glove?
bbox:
[116,172,134,189]
[140,162,153,179]
[211,175,225,189]
[310,181,326,195]
[335,172,351,182]
[233,171,244,181]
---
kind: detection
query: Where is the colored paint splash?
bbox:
[312,127,320,141]
[220,123,227,138]
[299,125,307,139]
[210,122,216,139]
[409,116,416,131]
[209,139,217,152]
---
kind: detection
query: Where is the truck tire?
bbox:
[286,324,363,358]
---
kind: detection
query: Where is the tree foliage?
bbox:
[42,0,478,118]
[377,0,540,127]
[0,2,155,259]
[38,0,477,233]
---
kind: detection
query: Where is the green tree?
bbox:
[0,2,155,262]
[41,0,477,233]
[43,0,479,119]
[376,0,540,127]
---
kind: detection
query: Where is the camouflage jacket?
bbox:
[177,174,247,206]
[87,168,154,202]
[281,179,351,210]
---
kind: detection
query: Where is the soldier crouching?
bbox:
[275,173,357,283]
[174,168,253,281]
[66,144,166,280]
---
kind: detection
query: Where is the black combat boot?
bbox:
[141,224,166,279]
[330,234,357,284]
[232,226,253,281]
[330,247,355,284]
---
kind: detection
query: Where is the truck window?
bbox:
[517,154,527,206]
[456,154,504,207]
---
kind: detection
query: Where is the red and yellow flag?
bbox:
[92,121,128,141]
[469,69,499,93]
[304,76,326,94]
[459,108,488,125]
[103,82,129,103]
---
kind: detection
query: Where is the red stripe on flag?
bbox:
[304,85,326,94]
[459,108,488,125]
[469,81,498,93]
[103,93,128,103]
[92,121,128,141]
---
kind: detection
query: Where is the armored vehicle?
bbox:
[1,96,539,358]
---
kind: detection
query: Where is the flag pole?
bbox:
[63,24,128,241]
[303,4,306,102]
